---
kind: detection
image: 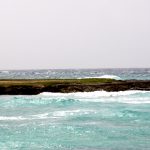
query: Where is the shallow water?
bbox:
[0,91,150,149]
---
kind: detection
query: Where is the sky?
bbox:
[0,0,150,69]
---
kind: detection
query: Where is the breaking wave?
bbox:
[39,90,150,104]
[0,70,9,74]
[79,75,122,80]
[39,90,149,98]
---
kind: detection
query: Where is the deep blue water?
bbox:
[0,68,150,80]
[0,69,150,149]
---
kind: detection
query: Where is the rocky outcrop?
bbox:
[0,79,150,95]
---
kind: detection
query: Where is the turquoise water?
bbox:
[0,91,150,149]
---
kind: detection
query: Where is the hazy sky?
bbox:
[0,0,150,69]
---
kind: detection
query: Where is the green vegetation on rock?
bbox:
[0,78,116,86]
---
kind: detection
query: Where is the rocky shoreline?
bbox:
[0,79,150,95]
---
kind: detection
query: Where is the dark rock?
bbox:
[0,79,150,95]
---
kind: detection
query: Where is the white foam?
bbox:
[0,113,49,121]
[53,109,95,117]
[0,116,26,121]
[0,110,96,121]
[0,70,9,74]
[78,75,122,80]
[39,90,150,104]
[32,113,49,119]
[39,90,148,98]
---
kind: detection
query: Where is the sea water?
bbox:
[0,69,150,149]
[0,68,150,80]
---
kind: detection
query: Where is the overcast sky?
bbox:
[0,0,150,69]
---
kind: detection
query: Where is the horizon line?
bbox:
[0,67,150,71]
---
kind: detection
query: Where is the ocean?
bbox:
[0,68,150,80]
[0,69,150,150]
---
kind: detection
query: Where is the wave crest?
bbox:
[39,90,149,98]
[38,90,150,104]
[79,75,122,80]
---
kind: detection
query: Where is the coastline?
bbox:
[0,78,150,95]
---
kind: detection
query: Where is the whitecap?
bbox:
[52,109,96,118]
[0,116,26,121]
[32,113,49,119]
[78,75,122,80]
[0,70,9,74]
[39,90,150,104]
[0,113,50,121]
[39,90,149,98]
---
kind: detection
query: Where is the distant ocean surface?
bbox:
[0,69,150,150]
[0,68,150,80]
